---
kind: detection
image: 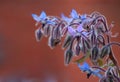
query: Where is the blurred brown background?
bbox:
[0,0,120,82]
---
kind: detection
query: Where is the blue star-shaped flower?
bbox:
[78,62,103,78]
[32,11,46,22]
[32,11,56,25]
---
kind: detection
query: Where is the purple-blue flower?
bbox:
[77,24,85,32]
[67,24,89,37]
[32,11,56,25]
[78,62,102,78]
[68,26,76,36]
[32,11,46,22]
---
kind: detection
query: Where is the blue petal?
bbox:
[39,11,47,20]
[61,14,72,24]
[77,24,84,32]
[92,70,103,78]
[82,62,90,69]
[46,20,55,25]
[71,9,79,19]
[78,62,90,71]
[61,14,69,21]
[81,14,86,20]
[68,27,76,36]
[32,14,40,22]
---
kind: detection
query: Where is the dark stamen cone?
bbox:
[87,72,92,79]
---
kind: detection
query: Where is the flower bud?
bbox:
[97,35,105,45]
[62,35,72,49]
[91,46,99,61]
[35,28,43,42]
[100,46,110,58]
[84,39,91,49]
[75,43,81,56]
[64,49,73,65]
[81,38,90,54]
[90,30,96,46]
[43,25,50,37]
[48,36,61,48]
[53,26,61,39]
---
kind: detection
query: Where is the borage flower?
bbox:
[32,11,46,22]
[32,11,55,25]
[78,62,103,78]
[68,24,89,37]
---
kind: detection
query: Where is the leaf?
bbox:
[108,62,115,67]
[101,61,115,68]
[97,58,103,67]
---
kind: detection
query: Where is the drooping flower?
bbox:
[78,62,102,78]
[32,11,46,22]
[32,11,55,25]
[67,24,89,37]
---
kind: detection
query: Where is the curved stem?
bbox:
[92,66,106,72]
[106,42,120,47]
[106,35,120,75]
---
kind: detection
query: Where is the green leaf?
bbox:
[97,59,103,67]
[108,62,115,67]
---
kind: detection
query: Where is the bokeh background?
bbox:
[0,0,120,82]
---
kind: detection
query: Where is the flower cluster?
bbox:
[32,9,120,82]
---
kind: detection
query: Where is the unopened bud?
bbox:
[64,49,73,65]
[75,43,81,56]
[48,36,61,48]
[91,46,99,61]
[100,46,110,58]
[35,28,43,42]
[62,35,72,49]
